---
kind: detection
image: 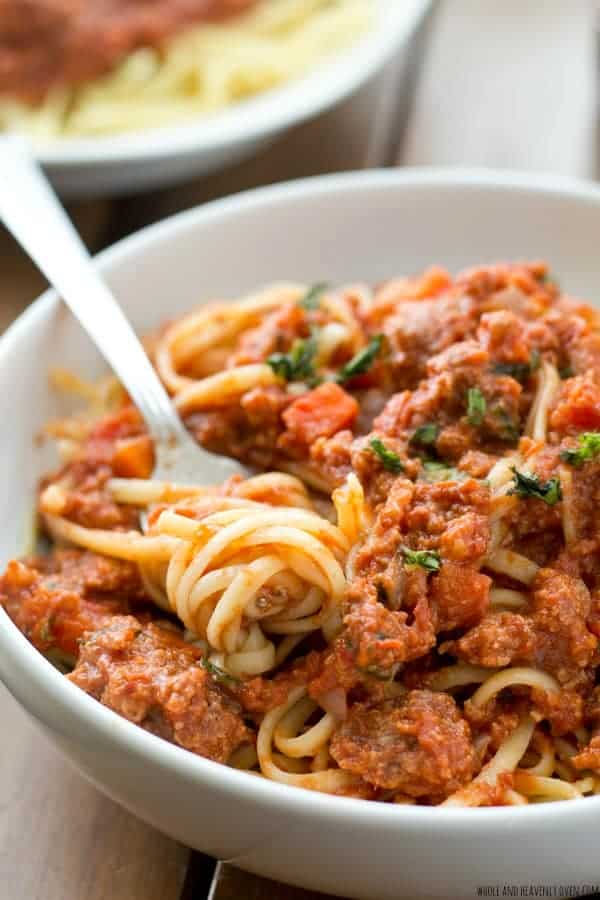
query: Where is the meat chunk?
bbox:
[0,550,145,659]
[69,616,249,763]
[351,477,490,587]
[330,690,475,799]
[550,373,600,435]
[529,568,597,683]
[443,611,536,668]
[344,589,436,678]
[429,562,490,633]
[340,476,492,676]
[235,651,324,715]
[41,406,149,530]
[228,302,306,365]
[446,569,597,686]
[573,688,600,770]
[186,385,291,471]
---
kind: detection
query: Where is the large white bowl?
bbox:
[29,0,430,196]
[2,170,600,900]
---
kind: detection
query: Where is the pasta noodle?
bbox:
[41,472,350,677]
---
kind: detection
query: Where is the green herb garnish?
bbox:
[559,364,574,380]
[267,336,318,382]
[493,351,540,383]
[369,437,404,473]
[421,460,460,482]
[336,335,383,384]
[401,546,441,573]
[200,658,239,685]
[360,664,396,681]
[560,432,600,468]
[466,387,487,426]
[491,404,521,443]
[508,468,562,505]
[423,460,448,472]
[299,282,328,310]
[410,423,439,447]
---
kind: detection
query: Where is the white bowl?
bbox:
[2,170,600,900]
[29,0,430,196]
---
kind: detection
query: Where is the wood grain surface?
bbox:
[0,3,596,898]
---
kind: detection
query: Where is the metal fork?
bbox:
[0,137,248,523]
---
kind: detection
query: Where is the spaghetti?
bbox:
[3,259,600,806]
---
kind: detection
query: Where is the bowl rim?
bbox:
[3,166,600,831]
[32,0,430,168]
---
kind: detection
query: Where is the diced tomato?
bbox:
[282,382,359,447]
[112,435,154,478]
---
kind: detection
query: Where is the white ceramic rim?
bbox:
[33,0,429,168]
[3,167,600,832]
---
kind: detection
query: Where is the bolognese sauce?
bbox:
[3,260,600,805]
[0,0,258,102]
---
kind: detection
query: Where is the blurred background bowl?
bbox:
[26,0,430,196]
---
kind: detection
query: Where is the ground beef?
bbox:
[330,690,475,799]
[529,568,597,682]
[235,650,324,715]
[186,384,291,471]
[429,562,490,633]
[0,550,145,659]
[445,569,598,686]
[41,406,150,530]
[69,615,249,762]
[443,611,537,668]
[550,373,600,435]
[228,302,307,366]
[344,587,436,678]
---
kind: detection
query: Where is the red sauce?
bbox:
[0,0,258,102]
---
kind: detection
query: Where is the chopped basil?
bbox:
[410,423,439,447]
[299,282,328,310]
[360,664,396,681]
[369,437,404,473]
[401,546,441,573]
[491,404,521,443]
[560,432,600,468]
[336,335,383,384]
[423,460,447,472]
[466,387,487,426]
[508,468,562,505]
[267,336,318,382]
[200,657,239,685]
[421,460,460,482]
[493,352,540,383]
[559,364,574,380]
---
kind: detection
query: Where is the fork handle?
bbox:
[0,136,188,448]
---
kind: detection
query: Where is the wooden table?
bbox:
[0,3,597,898]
